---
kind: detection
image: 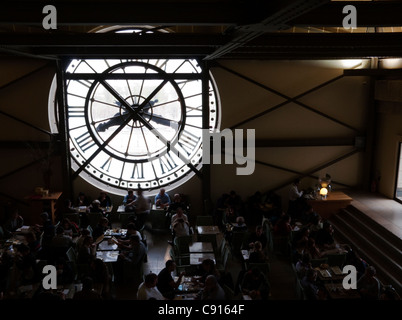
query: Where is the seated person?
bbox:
[194,258,221,286]
[123,189,137,212]
[247,225,268,250]
[137,273,165,300]
[155,188,171,209]
[92,217,109,241]
[197,275,225,300]
[98,191,112,208]
[273,213,292,238]
[76,192,91,207]
[241,267,270,300]
[248,241,268,263]
[3,208,24,237]
[170,207,192,239]
[60,217,80,238]
[170,206,189,227]
[232,216,248,232]
[117,222,143,250]
[315,221,336,250]
[73,276,102,300]
[357,266,381,300]
[172,217,191,238]
[77,235,96,265]
[54,198,78,222]
[157,259,185,300]
[14,243,41,285]
[168,193,187,214]
[116,234,147,271]
[51,226,73,249]
[89,200,105,215]
[300,268,327,300]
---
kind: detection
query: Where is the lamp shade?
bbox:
[320,187,328,196]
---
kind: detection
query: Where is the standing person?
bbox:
[288,179,304,218]
[133,188,150,229]
[157,259,185,300]
[137,273,165,300]
[155,188,171,209]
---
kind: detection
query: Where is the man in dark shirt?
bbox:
[157,259,184,300]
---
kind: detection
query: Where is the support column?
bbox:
[201,61,211,215]
[56,59,72,200]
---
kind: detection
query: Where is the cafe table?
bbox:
[96,250,119,263]
[189,252,216,265]
[175,276,203,294]
[97,239,118,251]
[315,265,347,282]
[196,225,220,235]
[324,283,361,300]
[104,228,127,237]
[188,241,214,253]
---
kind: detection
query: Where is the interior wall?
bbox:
[374,111,402,198]
[0,57,371,222]
[208,59,369,209]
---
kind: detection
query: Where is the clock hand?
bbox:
[97,112,130,132]
[142,111,179,130]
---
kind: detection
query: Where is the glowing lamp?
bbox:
[320,187,328,199]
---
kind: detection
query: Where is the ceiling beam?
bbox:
[0,1,269,26]
[3,32,402,59]
[290,1,402,28]
[204,0,330,60]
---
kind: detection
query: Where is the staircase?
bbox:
[329,205,402,296]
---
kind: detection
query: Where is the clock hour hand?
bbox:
[97,112,129,132]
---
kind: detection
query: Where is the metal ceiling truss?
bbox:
[214,62,361,134]
[214,62,365,190]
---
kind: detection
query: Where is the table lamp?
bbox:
[320,187,328,200]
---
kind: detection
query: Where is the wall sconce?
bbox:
[320,187,328,200]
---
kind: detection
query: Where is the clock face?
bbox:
[61,58,220,195]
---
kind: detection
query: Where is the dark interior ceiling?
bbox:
[1,0,402,60]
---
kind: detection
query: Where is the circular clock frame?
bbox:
[49,57,221,196]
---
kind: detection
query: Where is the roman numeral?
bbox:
[74,131,96,152]
[68,106,85,118]
[131,163,144,179]
[101,156,113,172]
[158,153,178,174]
[178,129,201,156]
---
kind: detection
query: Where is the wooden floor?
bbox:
[343,189,402,240]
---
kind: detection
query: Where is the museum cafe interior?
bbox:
[0,0,401,305]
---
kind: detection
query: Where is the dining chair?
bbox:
[246,262,271,280]
[310,257,328,268]
[326,253,347,267]
[63,212,80,226]
[196,215,214,226]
